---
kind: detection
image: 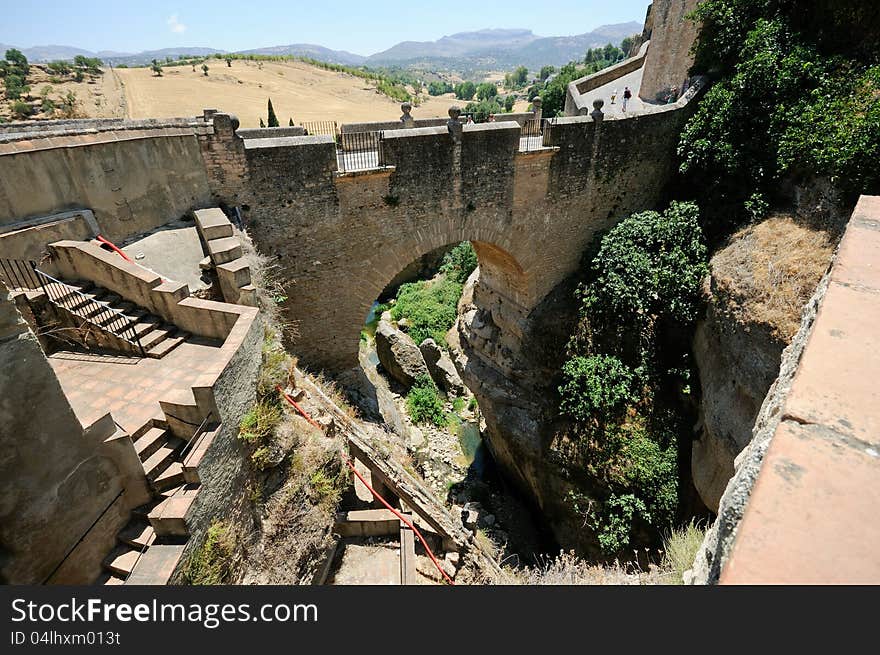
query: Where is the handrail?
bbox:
[33,266,146,356]
[179,411,216,461]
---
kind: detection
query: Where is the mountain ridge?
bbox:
[2,21,642,70]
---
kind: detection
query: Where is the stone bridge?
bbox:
[233,88,704,375]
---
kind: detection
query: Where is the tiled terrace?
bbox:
[49,336,223,435]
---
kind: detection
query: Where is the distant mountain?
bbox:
[365,22,643,70]
[238,44,366,66]
[368,29,539,62]
[0,44,95,61]
[2,20,643,73]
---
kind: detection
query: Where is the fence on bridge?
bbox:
[336,130,385,173]
[301,120,339,138]
[519,118,555,152]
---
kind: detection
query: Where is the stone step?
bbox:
[194,208,234,241]
[96,572,126,586]
[125,544,186,585]
[152,462,185,493]
[132,317,162,338]
[142,437,185,482]
[140,327,172,350]
[104,546,140,577]
[134,426,169,462]
[148,492,197,538]
[118,520,155,549]
[207,237,243,265]
[146,331,188,358]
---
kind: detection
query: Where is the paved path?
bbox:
[574,66,648,116]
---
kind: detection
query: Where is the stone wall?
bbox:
[693,196,880,584]
[639,0,701,102]
[0,126,213,244]
[0,292,149,584]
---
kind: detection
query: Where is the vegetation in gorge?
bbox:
[405,374,448,428]
[389,242,477,345]
[678,0,880,238]
[559,202,709,556]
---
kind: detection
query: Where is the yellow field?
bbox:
[111,59,526,128]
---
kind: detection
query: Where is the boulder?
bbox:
[375,320,430,388]
[419,338,467,396]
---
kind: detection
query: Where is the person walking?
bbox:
[622,86,632,112]
[611,88,618,105]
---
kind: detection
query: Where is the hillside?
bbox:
[113,59,527,128]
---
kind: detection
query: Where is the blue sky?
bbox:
[0,0,651,55]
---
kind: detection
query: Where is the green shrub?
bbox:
[390,277,463,345]
[439,241,478,283]
[10,100,31,118]
[182,521,235,585]
[680,1,880,231]
[239,400,282,444]
[559,355,636,423]
[406,375,447,427]
[580,201,708,333]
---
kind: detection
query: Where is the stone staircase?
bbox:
[96,417,222,585]
[96,419,199,585]
[44,279,189,358]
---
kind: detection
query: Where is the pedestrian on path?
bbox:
[611,88,618,105]
[622,86,632,112]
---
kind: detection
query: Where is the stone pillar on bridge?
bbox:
[591,98,605,122]
[447,105,463,141]
[400,102,415,128]
[531,96,542,123]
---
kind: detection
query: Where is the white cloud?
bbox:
[167,14,187,34]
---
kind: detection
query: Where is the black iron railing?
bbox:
[337,130,384,173]
[301,120,338,138]
[519,118,555,152]
[32,267,146,356]
[0,257,41,290]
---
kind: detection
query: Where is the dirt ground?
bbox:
[114,59,529,128]
[0,65,125,122]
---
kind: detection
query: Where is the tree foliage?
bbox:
[439,242,477,284]
[390,277,463,346]
[454,80,476,101]
[679,0,880,235]
[406,375,447,427]
[267,98,280,127]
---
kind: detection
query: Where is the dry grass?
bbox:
[659,521,706,585]
[710,214,834,340]
[113,59,529,128]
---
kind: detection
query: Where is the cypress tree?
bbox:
[289,117,294,126]
[267,98,280,128]
[259,117,266,128]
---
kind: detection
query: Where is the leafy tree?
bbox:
[201,63,209,76]
[226,57,232,67]
[151,59,163,77]
[4,49,28,77]
[73,55,102,73]
[621,36,636,56]
[439,242,477,283]
[505,65,529,89]
[454,80,476,101]
[476,82,498,101]
[680,0,880,233]
[503,95,516,112]
[539,65,556,81]
[267,98,279,127]
[463,99,503,123]
[427,80,454,96]
[47,60,71,76]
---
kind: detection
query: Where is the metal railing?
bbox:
[179,411,217,461]
[301,120,339,138]
[519,118,555,152]
[32,267,146,356]
[337,130,385,173]
[0,257,41,290]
